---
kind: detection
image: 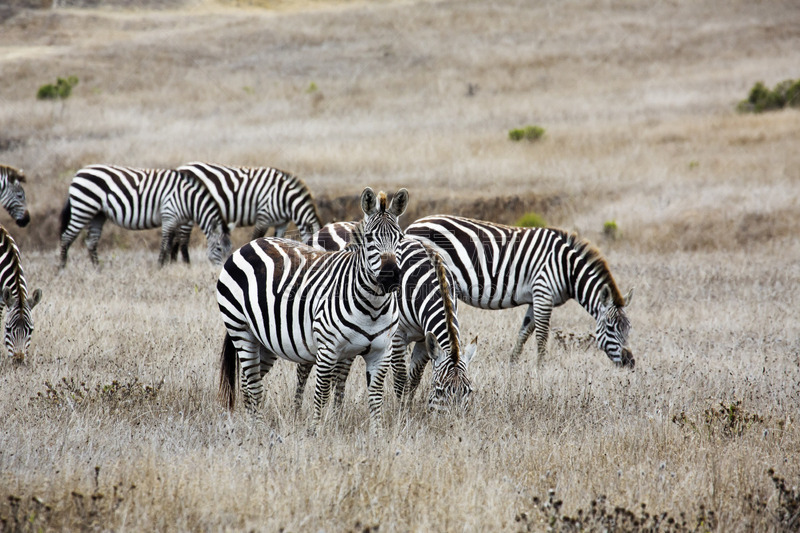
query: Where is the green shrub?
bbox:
[516,211,546,228]
[603,220,618,240]
[36,76,79,100]
[509,125,545,142]
[737,78,800,113]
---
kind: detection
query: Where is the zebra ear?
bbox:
[624,287,634,307]
[360,187,378,216]
[2,287,13,307]
[29,288,42,309]
[460,335,478,367]
[388,188,409,218]
[425,331,446,365]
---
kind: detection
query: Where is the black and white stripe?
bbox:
[308,221,477,411]
[217,188,408,434]
[59,165,231,267]
[406,215,634,367]
[0,165,30,227]
[171,162,321,260]
[0,225,41,362]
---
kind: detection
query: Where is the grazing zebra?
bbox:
[59,165,231,268]
[0,165,31,227]
[217,188,408,434]
[307,221,477,411]
[0,225,41,362]
[406,215,634,367]
[170,162,322,262]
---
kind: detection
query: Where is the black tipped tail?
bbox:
[59,197,71,236]
[219,332,239,411]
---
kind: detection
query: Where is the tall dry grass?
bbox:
[1,0,799,530]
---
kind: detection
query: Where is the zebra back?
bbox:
[178,162,321,241]
[0,225,41,361]
[0,165,30,227]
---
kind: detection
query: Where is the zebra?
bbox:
[59,165,231,268]
[217,187,408,434]
[306,221,477,411]
[170,162,322,262]
[0,225,41,362]
[406,215,634,367]
[0,165,31,227]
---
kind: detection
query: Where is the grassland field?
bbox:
[1,0,799,531]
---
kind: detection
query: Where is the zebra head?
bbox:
[426,332,477,412]
[356,187,409,294]
[0,166,30,227]
[297,217,322,244]
[206,223,232,265]
[595,286,634,368]
[3,287,42,363]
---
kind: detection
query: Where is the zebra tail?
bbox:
[219,332,239,411]
[59,197,71,236]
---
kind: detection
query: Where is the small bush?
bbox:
[516,489,717,533]
[737,78,800,113]
[516,212,547,228]
[36,76,79,100]
[509,125,545,142]
[603,220,618,240]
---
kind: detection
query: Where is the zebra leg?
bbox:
[363,349,391,437]
[310,351,338,434]
[171,223,193,264]
[85,214,106,266]
[333,358,355,408]
[231,336,270,413]
[60,231,80,269]
[390,335,410,400]
[532,304,553,366]
[271,222,289,240]
[295,363,313,410]
[251,219,274,240]
[159,220,179,267]
[405,342,430,400]
[510,304,537,363]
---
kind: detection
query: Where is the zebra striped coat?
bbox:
[307,221,477,411]
[217,188,408,434]
[59,165,231,268]
[171,162,321,262]
[0,225,41,362]
[0,165,30,228]
[406,215,634,367]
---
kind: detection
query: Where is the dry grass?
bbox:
[1,0,799,530]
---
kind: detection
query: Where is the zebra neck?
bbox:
[568,251,608,321]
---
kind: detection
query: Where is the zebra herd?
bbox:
[3,160,634,435]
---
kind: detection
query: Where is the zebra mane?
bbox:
[378,191,388,212]
[0,226,25,300]
[421,242,460,363]
[285,171,321,226]
[560,229,625,307]
[0,165,25,183]
[348,219,366,248]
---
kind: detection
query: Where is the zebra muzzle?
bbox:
[16,212,30,227]
[619,347,635,369]
[377,254,401,293]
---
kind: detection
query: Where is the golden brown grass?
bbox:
[1,0,799,530]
